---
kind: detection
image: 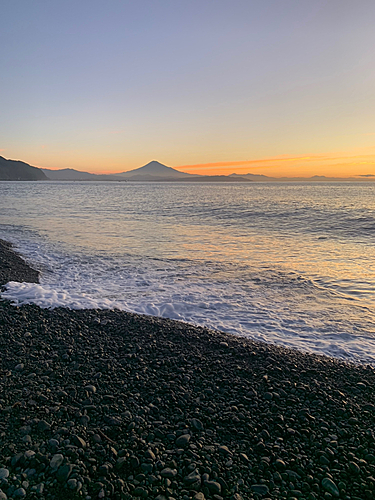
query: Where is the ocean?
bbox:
[1,180,375,365]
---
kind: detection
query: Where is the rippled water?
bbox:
[1,181,375,364]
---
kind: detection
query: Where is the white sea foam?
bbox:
[2,257,375,366]
[1,282,122,310]
[1,181,375,366]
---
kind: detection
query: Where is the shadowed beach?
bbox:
[1,241,375,500]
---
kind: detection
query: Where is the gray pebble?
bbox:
[50,454,64,469]
[13,489,26,498]
[0,469,9,480]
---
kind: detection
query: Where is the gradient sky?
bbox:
[1,0,375,177]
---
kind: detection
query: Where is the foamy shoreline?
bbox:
[1,240,375,499]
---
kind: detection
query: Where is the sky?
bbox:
[1,0,375,177]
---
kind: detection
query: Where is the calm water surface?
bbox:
[1,181,375,364]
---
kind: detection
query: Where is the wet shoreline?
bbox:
[1,241,375,499]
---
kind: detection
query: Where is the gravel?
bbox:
[1,240,375,499]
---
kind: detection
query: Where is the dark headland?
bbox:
[1,242,375,500]
[0,157,47,181]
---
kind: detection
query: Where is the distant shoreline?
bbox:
[2,155,375,182]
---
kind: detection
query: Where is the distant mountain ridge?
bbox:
[3,156,375,182]
[41,168,98,181]
[41,161,253,182]
[41,168,123,181]
[0,156,48,181]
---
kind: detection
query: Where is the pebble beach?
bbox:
[1,240,375,500]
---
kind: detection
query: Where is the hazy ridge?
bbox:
[2,156,375,182]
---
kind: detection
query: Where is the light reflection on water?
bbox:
[1,181,375,363]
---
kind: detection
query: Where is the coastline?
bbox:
[1,242,375,500]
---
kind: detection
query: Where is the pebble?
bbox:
[50,454,64,469]
[37,420,51,432]
[251,484,269,495]
[321,477,340,497]
[184,469,201,485]
[349,461,360,474]
[191,418,204,431]
[13,489,26,498]
[56,464,73,482]
[67,478,77,490]
[133,486,148,497]
[218,445,232,456]
[84,385,97,394]
[48,438,59,448]
[175,434,191,447]
[23,450,35,460]
[72,434,86,448]
[204,480,221,494]
[160,468,178,478]
[144,449,156,460]
[0,469,9,480]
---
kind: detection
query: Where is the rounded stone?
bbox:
[251,484,269,495]
[160,467,177,478]
[67,478,77,490]
[0,469,9,480]
[84,385,97,393]
[321,478,339,497]
[50,454,64,469]
[349,461,360,474]
[13,489,26,498]
[205,480,221,494]
[275,459,286,470]
[175,434,191,447]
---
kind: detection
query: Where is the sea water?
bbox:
[1,181,375,364]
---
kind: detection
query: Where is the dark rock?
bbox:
[176,434,191,447]
[161,468,177,478]
[56,464,73,482]
[321,478,339,497]
[37,420,51,432]
[251,484,269,495]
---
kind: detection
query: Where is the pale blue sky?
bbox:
[1,0,375,175]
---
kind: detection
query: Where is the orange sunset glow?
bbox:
[176,150,375,178]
